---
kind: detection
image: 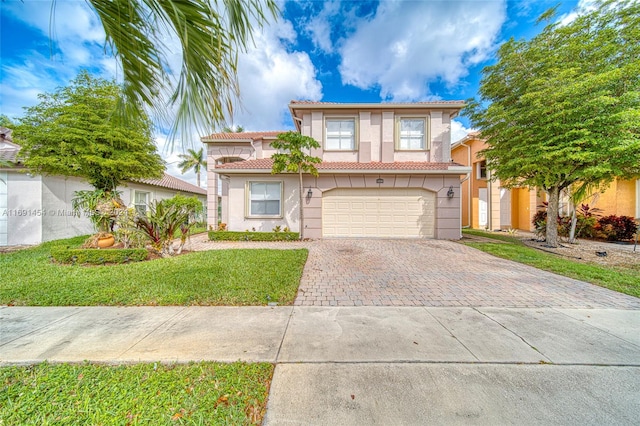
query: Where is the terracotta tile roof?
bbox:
[215,158,462,171]
[202,131,285,141]
[134,173,206,195]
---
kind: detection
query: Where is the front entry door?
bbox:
[478,188,488,228]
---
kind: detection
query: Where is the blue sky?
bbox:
[0,0,589,185]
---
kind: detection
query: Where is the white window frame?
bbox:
[396,116,428,151]
[246,181,283,218]
[477,161,488,180]
[324,117,357,151]
[133,190,150,215]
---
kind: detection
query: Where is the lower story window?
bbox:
[248,182,282,217]
[134,191,150,215]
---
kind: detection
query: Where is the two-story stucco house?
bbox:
[203,101,471,239]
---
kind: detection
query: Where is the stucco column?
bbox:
[206,167,218,230]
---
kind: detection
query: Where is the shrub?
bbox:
[532,209,548,238]
[595,215,638,241]
[51,248,148,264]
[162,194,204,222]
[209,231,300,241]
[532,203,600,240]
[135,200,193,256]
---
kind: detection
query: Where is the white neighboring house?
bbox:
[0,127,206,246]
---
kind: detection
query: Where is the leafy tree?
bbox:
[0,115,15,128]
[15,71,164,193]
[465,0,640,247]
[177,148,207,187]
[271,131,321,240]
[55,0,278,143]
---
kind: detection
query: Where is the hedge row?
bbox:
[208,231,300,241]
[51,248,149,265]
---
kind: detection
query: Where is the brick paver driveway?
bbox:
[294,239,640,309]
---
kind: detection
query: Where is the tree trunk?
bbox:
[546,186,560,248]
[299,170,304,240]
[568,200,578,244]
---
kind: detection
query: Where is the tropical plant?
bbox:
[465,0,640,247]
[135,199,198,256]
[271,131,321,240]
[72,189,125,233]
[59,0,278,144]
[114,207,146,249]
[177,148,207,187]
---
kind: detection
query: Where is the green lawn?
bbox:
[0,236,308,306]
[1,361,273,425]
[462,230,640,298]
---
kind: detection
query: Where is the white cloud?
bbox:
[229,19,323,131]
[451,120,476,145]
[302,0,342,54]
[558,0,599,26]
[337,1,507,101]
[1,1,116,119]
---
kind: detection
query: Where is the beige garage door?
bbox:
[322,188,435,238]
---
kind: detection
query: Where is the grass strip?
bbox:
[0,236,308,306]
[1,361,273,425]
[463,232,640,298]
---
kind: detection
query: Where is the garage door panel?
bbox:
[322,188,435,238]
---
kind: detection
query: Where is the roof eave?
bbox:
[289,102,466,110]
[215,167,471,175]
[289,102,466,123]
[201,138,253,144]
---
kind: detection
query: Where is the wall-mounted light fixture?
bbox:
[376,178,384,184]
[306,188,313,200]
[447,186,455,199]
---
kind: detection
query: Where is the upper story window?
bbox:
[325,118,356,151]
[398,117,427,150]
[247,181,282,217]
[477,161,487,180]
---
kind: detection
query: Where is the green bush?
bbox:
[209,231,300,241]
[51,248,148,264]
[595,215,638,241]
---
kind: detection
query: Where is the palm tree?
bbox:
[178,148,207,187]
[222,125,245,133]
[75,1,278,144]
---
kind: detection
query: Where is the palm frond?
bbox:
[87,0,278,148]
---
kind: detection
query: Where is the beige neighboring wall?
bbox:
[589,179,638,218]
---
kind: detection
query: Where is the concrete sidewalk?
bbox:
[2,305,639,424]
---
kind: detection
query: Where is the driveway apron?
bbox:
[294,239,640,309]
